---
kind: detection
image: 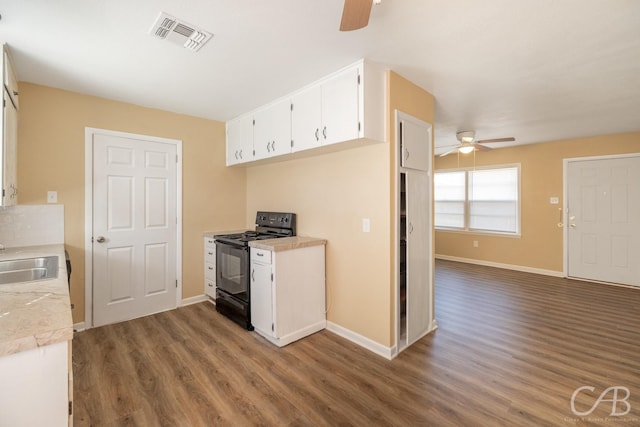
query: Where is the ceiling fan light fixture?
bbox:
[458,145,474,154]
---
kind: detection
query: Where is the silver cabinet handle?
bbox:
[272,141,275,151]
[208,266,214,271]
[569,224,577,228]
[96,236,106,243]
[409,223,414,234]
[322,126,327,139]
[251,269,255,281]
[315,128,319,141]
[404,148,410,162]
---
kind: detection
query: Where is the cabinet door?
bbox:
[226,115,253,165]
[321,66,359,146]
[4,50,18,109]
[2,88,17,206]
[253,99,291,160]
[250,260,274,336]
[400,114,431,171]
[405,170,431,345]
[291,85,322,152]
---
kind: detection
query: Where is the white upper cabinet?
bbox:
[399,113,432,172]
[291,65,360,151]
[253,98,292,160]
[227,58,386,166]
[290,85,321,152]
[320,65,360,146]
[226,114,253,166]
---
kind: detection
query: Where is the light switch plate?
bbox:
[47,191,57,203]
[550,197,559,205]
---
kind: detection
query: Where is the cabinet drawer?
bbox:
[205,279,216,297]
[205,262,216,280]
[251,248,272,264]
[205,247,216,264]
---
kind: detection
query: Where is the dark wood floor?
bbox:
[73,260,640,426]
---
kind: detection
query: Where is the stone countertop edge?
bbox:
[0,244,73,358]
[249,236,327,252]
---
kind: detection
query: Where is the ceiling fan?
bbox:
[340,0,381,31]
[439,131,516,157]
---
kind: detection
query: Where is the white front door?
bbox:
[567,155,640,286]
[92,131,178,326]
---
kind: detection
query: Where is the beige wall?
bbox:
[18,83,247,324]
[246,143,391,344]
[386,71,435,343]
[434,132,640,272]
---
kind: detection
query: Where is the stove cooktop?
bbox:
[214,211,296,247]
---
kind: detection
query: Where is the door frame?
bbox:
[562,152,640,279]
[84,127,183,329]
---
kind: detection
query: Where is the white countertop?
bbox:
[0,244,73,358]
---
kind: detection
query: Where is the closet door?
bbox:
[405,170,431,345]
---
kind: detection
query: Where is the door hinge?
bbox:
[357,74,361,85]
[291,140,294,148]
[270,273,273,282]
[176,279,178,288]
[271,323,274,332]
[358,122,361,132]
[253,119,255,126]
[290,103,293,112]
[69,401,73,416]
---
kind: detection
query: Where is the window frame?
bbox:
[434,164,521,236]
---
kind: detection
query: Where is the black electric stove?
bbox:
[213,212,296,329]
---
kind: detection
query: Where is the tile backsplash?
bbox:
[0,205,64,247]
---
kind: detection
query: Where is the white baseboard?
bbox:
[435,254,564,277]
[181,294,209,306]
[326,321,393,360]
[73,322,85,332]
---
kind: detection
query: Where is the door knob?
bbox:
[95,236,106,243]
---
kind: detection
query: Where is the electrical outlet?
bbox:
[473,240,479,248]
[362,218,370,233]
[550,197,559,205]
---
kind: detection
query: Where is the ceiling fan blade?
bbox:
[439,149,459,157]
[475,143,492,152]
[340,0,373,31]
[475,137,516,144]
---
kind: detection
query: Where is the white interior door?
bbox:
[92,132,178,326]
[567,155,640,286]
[406,170,431,345]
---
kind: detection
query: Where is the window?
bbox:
[434,166,520,234]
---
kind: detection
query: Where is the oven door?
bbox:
[216,241,249,302]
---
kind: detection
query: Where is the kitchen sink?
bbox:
[0,256,59,285]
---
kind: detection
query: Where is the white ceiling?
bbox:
[1,0,639,154]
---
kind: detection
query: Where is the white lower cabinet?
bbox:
[0,341,70,426]
[250,242,326,347]
[204,236,216,299]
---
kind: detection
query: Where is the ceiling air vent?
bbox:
[149,12,212,52]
